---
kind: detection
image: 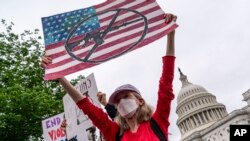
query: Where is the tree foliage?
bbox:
[0,20,67,140]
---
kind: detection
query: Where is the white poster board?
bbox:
[63,73,100,140]
[42,113,66,141]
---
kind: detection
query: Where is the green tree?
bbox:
[0,20,66,140]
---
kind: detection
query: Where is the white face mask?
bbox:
[117,98,138,118]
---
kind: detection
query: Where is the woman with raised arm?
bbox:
[41,13,177,141]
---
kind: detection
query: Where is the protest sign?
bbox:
[42,113,66,141]
[63,73,100,140]
[41,0,178,80]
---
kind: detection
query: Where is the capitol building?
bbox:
[176,69,250,141]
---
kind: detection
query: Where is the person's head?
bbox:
[109,84,153,130]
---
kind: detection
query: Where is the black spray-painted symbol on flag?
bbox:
[65,8,148,63]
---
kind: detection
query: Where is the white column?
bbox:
[190,117,196,128]
[201,112,208,122]
[215,108,221,119]
[205,110,212,121]
[211,109,218,119]
[185,120,190,130]
[192,115,198,126]
[187,118,193,129]
[197,113,203,124]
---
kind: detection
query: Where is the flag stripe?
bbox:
[95,0,126,12]
[98,1,157,24]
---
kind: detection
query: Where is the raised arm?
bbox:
[166,30,175,56]
[152,13,177,138]
[58,77,85,103]
[40,56,119,141]
[164,13,177,56]
[97,92,117,120]
[40,56,86,103]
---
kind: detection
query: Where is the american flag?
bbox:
[42,0,178,80]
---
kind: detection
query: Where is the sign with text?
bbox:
[42,113,66,141]
[63,73,100,140]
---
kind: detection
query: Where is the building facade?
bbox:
[176,69,250,141]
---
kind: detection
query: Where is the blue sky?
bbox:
[1,0,250,140]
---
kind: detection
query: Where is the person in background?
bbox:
[42,13,177,141]
[60,119,78,141]
[60,93,117,129]
[97,92,117,120]
[60,93,116,141]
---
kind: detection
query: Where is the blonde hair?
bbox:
[115,94,153,131]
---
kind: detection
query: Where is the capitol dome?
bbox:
[177,83,208,104]
[176,68,228,140]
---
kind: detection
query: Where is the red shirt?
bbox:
[77,56,175,141]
